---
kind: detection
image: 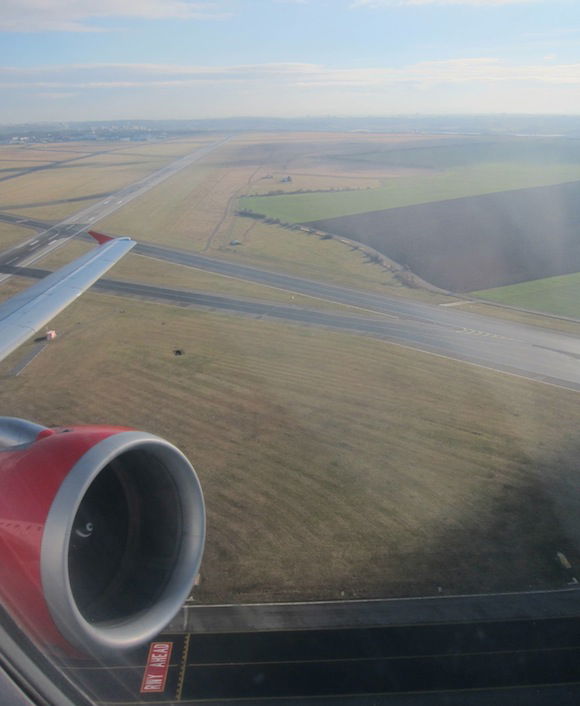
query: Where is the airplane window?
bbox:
[1,1,580,704]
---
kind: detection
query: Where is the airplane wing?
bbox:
[0,231,135,364]
[0,228,205,659]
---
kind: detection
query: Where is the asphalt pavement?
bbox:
[5,262,580,392]
[62,616,580,704]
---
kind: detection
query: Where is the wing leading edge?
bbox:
[0,233,135,364]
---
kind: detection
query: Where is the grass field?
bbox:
[0,276,32,304]
[98,160,229,250]
[240,163,580,223]
[473,272,580,319]
[0,159,167,220]
[1,294,579,601]
[0,221,34,250]
[4,133,580,603]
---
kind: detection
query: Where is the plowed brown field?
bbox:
[310,179,580,292]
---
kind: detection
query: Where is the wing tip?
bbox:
[88,230,114,245]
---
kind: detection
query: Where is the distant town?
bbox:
[2,115,580,144]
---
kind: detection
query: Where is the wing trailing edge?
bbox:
[0,236,135,364]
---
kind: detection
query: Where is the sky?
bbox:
[1,0,580,123]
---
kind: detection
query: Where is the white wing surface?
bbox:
[0,234,135,363]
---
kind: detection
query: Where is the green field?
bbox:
[239,163,580,223]
[473,272,580,319]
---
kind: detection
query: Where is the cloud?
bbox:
[37,91,79,99]
[352,0,540,7]
[2,57,579,91]
[0,0,230,32]
[4,58,580,121]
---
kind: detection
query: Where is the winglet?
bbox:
[88,230,114,245]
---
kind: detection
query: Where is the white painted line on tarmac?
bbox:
[184,584,580,609]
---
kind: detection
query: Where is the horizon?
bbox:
[3,113,580,131]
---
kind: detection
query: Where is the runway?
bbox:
[5,263,580,392]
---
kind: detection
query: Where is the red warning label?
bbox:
[140,642,173,693]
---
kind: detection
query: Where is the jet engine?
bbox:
[0,417,205,656]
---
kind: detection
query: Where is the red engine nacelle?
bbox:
[0,418,205,656]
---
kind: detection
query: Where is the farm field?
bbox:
[330,136,580,170]
[240,163,580,223]
[310,179,580,292]
[1,294,580,602]
[473,272,580,319]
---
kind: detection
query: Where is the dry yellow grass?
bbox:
[0,146,94,163]
[109,137,219,158]
[0,138,217,222]
[0,140,209,165]
[97,137,437,298]
[0,162,162,213]
[1,293,579,601]
[98,162,229,250]
[0,222,35,251]
[233,131,445,147]
[8,200,105,222]
[0,161,53,171]
[0,275,31,303]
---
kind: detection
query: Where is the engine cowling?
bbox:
[0,417,205,656]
